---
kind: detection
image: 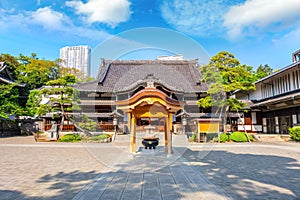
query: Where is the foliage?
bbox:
[214,132,254,142]
[77,115,97,132]
[17,56,59,90]
[189,132,208,142]
[26,90,43,117]
[59,134,82,142]
[0,53,22,80]
[198,51,256,110]
[213,134,228,142]
[36,75,81,115]
[57,64,94,82]
[0,53,89,118]
[190,133,196,142]
[230,132,254,142]
[255,64,273,80]
[87,134,111,141]
[288,127,300,141]
[0,83,24,118]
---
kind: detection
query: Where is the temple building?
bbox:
[74,58,209,153]
[234,50,300,134]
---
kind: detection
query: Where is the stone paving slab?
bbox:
[73,142,231,200]
[1,136,300,200]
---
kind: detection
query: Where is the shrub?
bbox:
[88,134,111,142]
[59,134,82,142]
[214,132,254,142]
[230,132,248,142]
[289,127,300,141]
[190,133,196,142]
[230,132,254,142]
[213,133,228,143]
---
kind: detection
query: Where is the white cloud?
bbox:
[29,7,68,30]
[160,0,228,37]
[0,7,111,41]
[66,0,131,27]
[224,0,300,39]
[272,28,300,50]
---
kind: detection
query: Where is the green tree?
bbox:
[27,75,81,132]
[0,84,24,118]
[57,61,94,83]
[0,54,22,80]
[255,64,273,80]
[198,51,256,137]
[17,56,59,90]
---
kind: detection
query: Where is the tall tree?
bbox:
[17,56,59,90]
[0,54,21,80]
[27,74,81,132]
[198,51,256,135]
[0,84,24,118]
[255,64,273,80]
[57,60,94,83]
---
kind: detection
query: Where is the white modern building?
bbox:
[59,45,91,77]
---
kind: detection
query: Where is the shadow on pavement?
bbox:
[1,145,300,200]
[182,147,300,199]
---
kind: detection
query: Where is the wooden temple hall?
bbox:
[74,59,208,153]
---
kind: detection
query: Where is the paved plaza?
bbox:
[0,135,300,199]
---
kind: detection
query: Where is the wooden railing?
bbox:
[45,124,75,131]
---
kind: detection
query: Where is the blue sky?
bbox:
[0,0,300,76]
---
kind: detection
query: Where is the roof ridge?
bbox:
[103,59,198,65]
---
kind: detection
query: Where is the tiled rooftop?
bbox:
[75,59,208,93]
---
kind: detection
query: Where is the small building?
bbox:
[235,50,300,134]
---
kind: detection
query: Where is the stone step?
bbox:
[255,134,290,142]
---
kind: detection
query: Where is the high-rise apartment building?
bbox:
[59,45,91,77]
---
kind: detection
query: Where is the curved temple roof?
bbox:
[75,59,208,93]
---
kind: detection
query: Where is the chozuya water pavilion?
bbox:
[74,58,209,154]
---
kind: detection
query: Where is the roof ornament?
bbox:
[145,73,156,88]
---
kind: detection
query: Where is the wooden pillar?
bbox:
[164,118,168,151]
[130,114,136,153]
[127,113,131,134]
[169,113,173,132]
[165,115,172,154]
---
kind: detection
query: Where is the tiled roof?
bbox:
[74,59,208,93]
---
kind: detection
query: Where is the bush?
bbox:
[230,132,254,142]
[190,133,196,142]
[230,132,248,142]
[289,127,300,141]
[214,133,229,143]
[214,132,254,143]
[59,134,82,142]
[88,134,111,142]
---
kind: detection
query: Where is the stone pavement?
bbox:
[0,135,300,199]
